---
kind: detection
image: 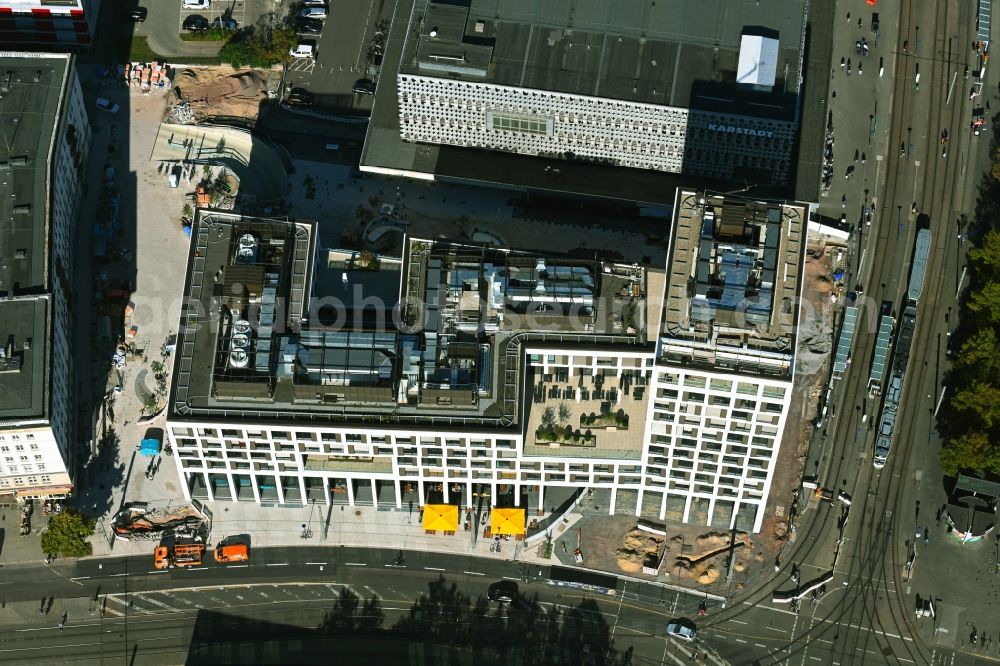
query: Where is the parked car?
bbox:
[214,543,249,563]
[352,78,376,95]
[487,580,517,603]
[295,17,323,34]
[666,619,697,642]
[211,16,238,30]
[183,0,210,9]
[95,97,119,114]
[183,14,209,31]
[299,7,327,19]
[287,88,315,107]
[124,7,147,21]
[289,42,316,59]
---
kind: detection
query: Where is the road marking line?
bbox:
[187,567,208,571]
[765,626,786,633]
[810,658,823,662]
[734,639,747,644]
[70,577,91,581]
[265,563,289,567]
[730,619,748,625]
[345,562,367,567]
[897,659,915,664]
[109,573,127,577]
[148,570,168,574]
[755,643,767,648]
[424,567,445,571]
[226,565,248,568]
[463,571,484,576]
[306,562,327,565]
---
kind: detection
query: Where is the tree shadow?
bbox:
[317,576,634,665]
[72,430,126,519]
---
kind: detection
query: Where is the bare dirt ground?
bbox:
[167,67,281,123]
[756,238,841,560]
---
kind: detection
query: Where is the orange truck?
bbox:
[214,543,249,564]
[153,543,204,569]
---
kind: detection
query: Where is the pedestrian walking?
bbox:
[861,152,866,164]
[924,526,930,546]
[847,12,851,22]
[854,148,859,162]
[858,62,863,75]
[841,56,846,68]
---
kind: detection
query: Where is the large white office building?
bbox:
[0,53,91,501]
[166,195,807,533]
[372,0,806,188]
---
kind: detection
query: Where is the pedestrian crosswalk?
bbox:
[97,582,351,618]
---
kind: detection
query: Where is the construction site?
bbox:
[111,501,209,543]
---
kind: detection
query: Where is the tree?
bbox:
[540,406,556,430]
[953,327,999,381]
[950,382,1000,429]
[968,230,1000,282]
[40,509,95,557]
[557,402,571,425]
[940,431,994,476]
[966,281,1000,323]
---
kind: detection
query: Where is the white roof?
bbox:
[737,34,779,88]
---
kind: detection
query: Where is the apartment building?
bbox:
[0,0,101,49]
[0,53,91,500]
[166,197,807,533]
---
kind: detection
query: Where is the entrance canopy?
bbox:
[490,507,526,536]
[423,504,458,532]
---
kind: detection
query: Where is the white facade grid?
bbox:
[397,75,797,183]
[639,367,791,532]
[168,349,793,532]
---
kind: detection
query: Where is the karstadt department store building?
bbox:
[363,0,807,192]
[166,193,808,533]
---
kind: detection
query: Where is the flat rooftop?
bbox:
[170,211,652,428]
[658,190,808,378]
[402,0,806,113]
[361,0,809,201]
[0,54,70,423]
[0,297,48,421]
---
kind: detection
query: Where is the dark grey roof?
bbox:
[0,57,69,296]
[0,54,71,424]
[400,0,807,110]
[0,297,49,420]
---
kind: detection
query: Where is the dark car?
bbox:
[183,14,209,31]
[295,17,323,34]
[211,16,238,30]
[352,78,376,95]
[287,88,315,107]
[125,6,147,21]
[487,580,517,603]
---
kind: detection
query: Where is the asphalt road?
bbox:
[0,547,715,665]
[698,0,991,664]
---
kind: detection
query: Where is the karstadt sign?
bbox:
[707,123,775,138]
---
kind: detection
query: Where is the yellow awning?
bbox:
[422,504,459,532]
[490,507,526,536]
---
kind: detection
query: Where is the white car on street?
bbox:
[289,42,315,59]
[183,0,210,9]
[299,7,327,19]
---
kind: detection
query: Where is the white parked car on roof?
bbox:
[183,0,210,9]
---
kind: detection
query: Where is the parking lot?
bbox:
[283,0,392,112]
[177,0,249,31]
